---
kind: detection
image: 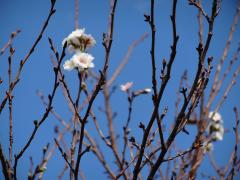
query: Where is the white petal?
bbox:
[63,60,75,71]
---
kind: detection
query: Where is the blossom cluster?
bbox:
[62,28,96,72]
[207,111,224,141]
[203,111,224,153]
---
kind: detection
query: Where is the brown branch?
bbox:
[7,46,15,166]
[0,144,11,180]
[116,155,138,179]
[214,67,240,114]
[90,111,111,146]
[0,29,21,55]
[147,0,218,179]
[73,0,119,175]
[133,0,179,178]
[188,0,210,22]
[13,38,64,180]
[207,42,240,111]
[227,107,239,179]
[162,143,203,162]
[122,91,134,166]
[74,0,79,29]
[0,0,56,115]
[54,138,74,173]
[84,132,116,179]
[58,163,68,180]
[207,2,240,111]
[100,0,128,179]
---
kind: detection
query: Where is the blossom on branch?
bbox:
[62,28,96,52]
[62,28,96,72]
[120,82,133,92]
[207,111,224,141]
[63,52,94,72]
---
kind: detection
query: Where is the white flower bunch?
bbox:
[207,111,224,141]
[62,28,96,52]
[62,28,96,72]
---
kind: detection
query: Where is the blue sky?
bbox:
[0,0,240,179]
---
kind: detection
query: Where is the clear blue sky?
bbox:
[0,0,240,179]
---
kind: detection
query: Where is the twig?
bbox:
[0,29,21,55]
[101,0,127,178]
[133,0,179,178]
[207,2,240,111]
[8,46,15,166]
[73,1,120,174]
[0,144,11,180]
[116,155,138,179]
[227,107,239,179]
[54,138,74,173]
[13,36,64,180]
[214,67,240,114]
[162,143,203,162]
[84,132,116,179]
[188,0,210,22]
[147,0,218,179]
[0,0,56,115]
[90,111,111,147]
[58,163,68,180]
[74,0,79,29]
[122,91,134,166]
[207,42,240,111]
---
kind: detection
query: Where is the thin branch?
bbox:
[162,143,203,162]
[0,144,11,180]
[54,138,75,173]
[207,2,240,111]
[133,0,179,178]
[147,0,218,179]
[214,67,240,114]
[8,46,15,166]
[188,0,210,22]
[74,0,79,29]
[0,0,56,115]
[84,132,116,179]
[0,29,21,55]
[227,107,239,179]
[13,38,65,180]
[73,1,119,175]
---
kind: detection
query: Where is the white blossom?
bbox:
[144,88,152,93]
[72,52,94,71]
[63,60,75,71]
[63,52,94,72]
[120,82,133,92]
[207,111,224,141]
[212,131,224,141]
[208,111,222,122]
[62,28,96,52]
